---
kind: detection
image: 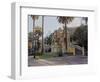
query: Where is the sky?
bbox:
[28,15,83,37]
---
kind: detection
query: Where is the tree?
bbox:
[31,15,39,58]
[72,25,88,55]
[82,17,88,25]
[45,34,52,45]
[34,28,42,50]
[31,15,39,28]
[41,16,44,54]
[57,16,74,51]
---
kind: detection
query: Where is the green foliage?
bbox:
[71,25,88,50]
[57,16,74,24]
[45,34,52,45]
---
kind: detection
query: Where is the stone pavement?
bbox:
[28,55,88,66]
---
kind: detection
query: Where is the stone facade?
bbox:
[51,27,70,53]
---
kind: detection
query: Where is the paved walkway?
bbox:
[28,55,88,66]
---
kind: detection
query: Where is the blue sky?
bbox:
[28,15,83,37]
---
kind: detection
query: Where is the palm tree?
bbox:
[81,17,88,56]
[31,15,39,58]
[57,16,74,52]
[34,28,42,51]
[83,17,88,25]
[41,16,44,54]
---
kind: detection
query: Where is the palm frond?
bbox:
[57,16,74,24]
[31,15,39,20]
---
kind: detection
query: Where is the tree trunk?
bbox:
[82,46,85,56]
[33,19,36,58]
[64,22,68,52]
[41,16,44,54]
